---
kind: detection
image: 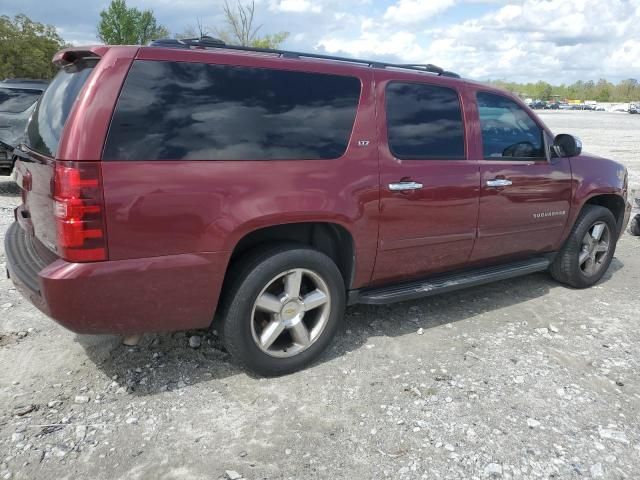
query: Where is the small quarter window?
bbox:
[477,92,545,160]
[385,82,465,160]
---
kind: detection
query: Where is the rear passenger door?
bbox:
[373,73,480,284]
[469,90,572,263]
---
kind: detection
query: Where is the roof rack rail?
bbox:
[148,36,461,78]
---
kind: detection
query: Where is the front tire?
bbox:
[550,205,617,288]
[220,245,345,376]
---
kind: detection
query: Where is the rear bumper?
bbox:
[5,221,229,334]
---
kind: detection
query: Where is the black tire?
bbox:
[220,244,345,376]
[550,205,618,288]
[630,214,640,236]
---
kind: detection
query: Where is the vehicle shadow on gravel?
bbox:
[78,258,624,394]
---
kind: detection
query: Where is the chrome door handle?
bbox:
[388,181,423,191]
[486,178,512,188]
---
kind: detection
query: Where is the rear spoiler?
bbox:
[52,46,109,68]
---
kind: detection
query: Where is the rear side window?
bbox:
[26,64,94,157]
[0,88,41,113]
[386,82,465,160]
[477,92,545,160]
[103,60,362,161]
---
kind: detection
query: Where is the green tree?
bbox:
[0,14,65,79]
[215,0,289,48]
[614,79,639,102]
[594,79,613,102]
[176,18,209,40]
[583,80,595,100]
[485,78,640,103]
[566,80,583,100]
[532,81,552,100]
[97,0,169,45]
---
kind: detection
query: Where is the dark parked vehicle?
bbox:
[630,198,640,236]
[629,104,639,114]
[5,39,632,375]
[545,102,560,110]
[0,79,48,175]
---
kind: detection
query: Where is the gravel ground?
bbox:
[1,111,639,480]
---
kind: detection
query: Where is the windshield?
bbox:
[0,88,41,113]
[25,64,94,157]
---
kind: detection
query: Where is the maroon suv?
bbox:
[5,39,632,376]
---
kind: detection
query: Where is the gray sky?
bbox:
[3,0,640,83]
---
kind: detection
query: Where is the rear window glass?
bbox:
[26,65,94,157]
[103,60,362,161]
[386,82,465,160]
[0,88,41,113]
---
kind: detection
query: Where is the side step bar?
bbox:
[350,257,551,306]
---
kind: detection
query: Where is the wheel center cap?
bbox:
[281,301,303,322]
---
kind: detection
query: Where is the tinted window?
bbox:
[477,92,545,159]
[386,82,465,159]
[26,65,94,157]
[104,60,362,161]
[0,88,41,113]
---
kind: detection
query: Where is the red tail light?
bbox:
[53,161,107,262]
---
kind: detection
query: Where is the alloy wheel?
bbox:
[250,268,331,358]
[578,221,610,276]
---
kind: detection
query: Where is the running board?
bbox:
[350,257,551,306]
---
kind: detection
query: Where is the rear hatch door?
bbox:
[15,58,97,254]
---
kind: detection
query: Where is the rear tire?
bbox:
[220,244,345,376]
[550,205,617,288]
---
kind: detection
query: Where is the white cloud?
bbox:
[318,0,640,83]
[607,39,640,72]
[320,30,425,60]
[269,0,322,13]
[421,0,640,81]
[384,0,456,24]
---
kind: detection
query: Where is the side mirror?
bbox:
[552,134,582,157]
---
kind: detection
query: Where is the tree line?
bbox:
[489,79,640,103]
[1,0,287,80]
[0,14,65,79]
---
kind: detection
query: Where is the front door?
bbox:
[373,74,480,284]
[470,90,572,263]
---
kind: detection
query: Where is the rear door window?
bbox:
[385,82,465,160]
[477,92,545,160]
[0,88,41,113]
[26,64,95,157]
[103,60,362,161]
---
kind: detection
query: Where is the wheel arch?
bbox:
[583,193,627,234]
[227,221,356,290]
